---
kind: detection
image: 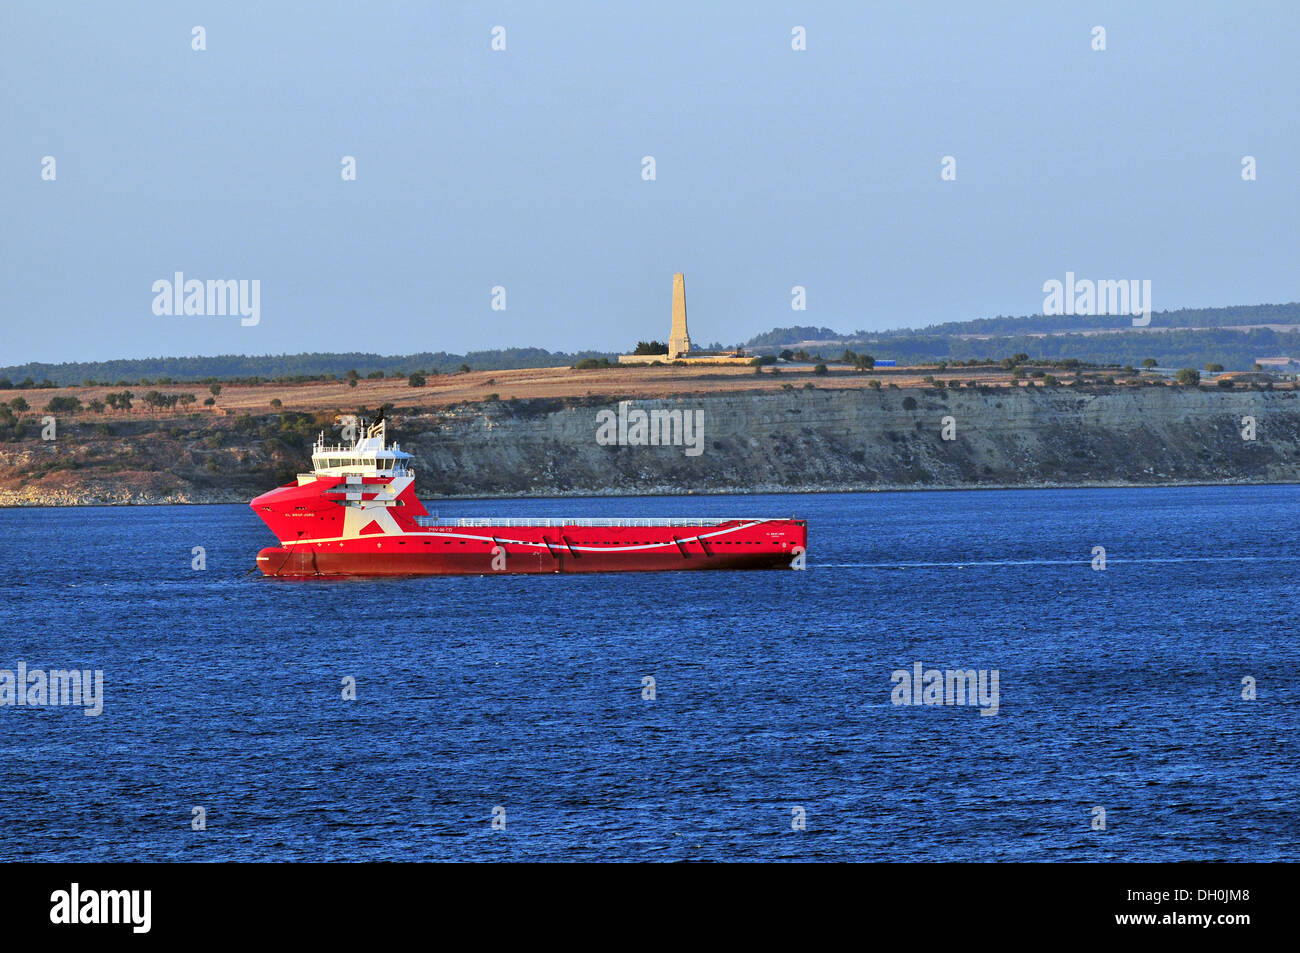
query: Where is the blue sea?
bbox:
[1,485,1297,861]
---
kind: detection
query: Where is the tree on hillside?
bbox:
[409,372,426,387]
[9,396,29,413]
[45,395,82,414]
[1175,368,1201,386]
[632,341,669,355]
[209,383,222,396]
[745,326,844,347]
[1141,358,1158,368]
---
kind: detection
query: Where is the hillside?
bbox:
[745,302,1300,369]
[1,365,1296,505]
[6,302,1300,387]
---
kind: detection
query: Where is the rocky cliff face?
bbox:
[1,386,1297,505]
[405,387,1300,496]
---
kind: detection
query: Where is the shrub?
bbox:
[44,395,82,414]
[1175,368,1201,386]
[812,363,828,375]
[409,372,426,387]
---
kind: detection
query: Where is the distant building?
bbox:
[619,273,752,365]
[1255,357,1300,371]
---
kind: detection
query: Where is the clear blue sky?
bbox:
[2,1,1298,364]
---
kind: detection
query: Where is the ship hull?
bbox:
[255,520,807,577]
[257,546,796,576]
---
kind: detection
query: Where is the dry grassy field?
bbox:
[0,362,1240,422]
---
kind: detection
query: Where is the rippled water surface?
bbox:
[1,485,1297,860]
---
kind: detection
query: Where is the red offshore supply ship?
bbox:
[251,420,807,576]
